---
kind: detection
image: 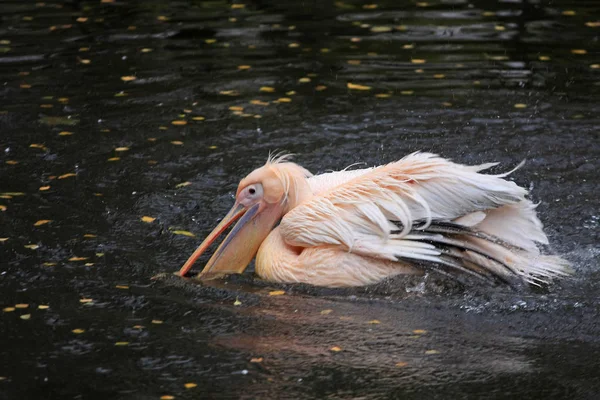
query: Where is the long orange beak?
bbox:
[178,201,282,280]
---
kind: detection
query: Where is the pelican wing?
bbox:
[280,152,569,284]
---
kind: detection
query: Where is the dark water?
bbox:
[1,0,599,398]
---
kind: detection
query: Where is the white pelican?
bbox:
[179,153,570,287]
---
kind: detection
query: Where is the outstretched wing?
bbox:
[280,152,569,284]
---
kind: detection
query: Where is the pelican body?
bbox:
[179,153,570,287]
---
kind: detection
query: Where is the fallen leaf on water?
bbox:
[219,90,239,96]
[0,205,6,211]
[83,234,96,238]
[171,120,187,126]
[69,257,88,262]
[24,244,39,250]
[514,103,527,109]
[115,147,129,152]
[3,307,15,312]
[20,314,31,320]
[229,106,244,111]
[79,298,93,303]
[298,77,311,83]
[320,309,333,315]
[184,383,197,389]
[250,357,263,363]
[0,238,8,242]
[234,298,242,306]
[330,346,342,352]
[133,325,144,329]
[29,143,46,149]
[38,305,49,309]
[395,361,408,367]
[39,186,51,191]
[401,90,414,95]
[141,216,156,223]
[277,97,292,103]
[375,93,391,98]
[192,116,205,121]
[585,22,600,28]
[347,82,371,91]
[238,65,251,70]
[121,76,136,82]
[268,290,285,296]
[160,396,175,400]
[72,329,85,334]
[411,59,426,64]
[259,86,275,93]
[15,304,29,309]
[34,220,52,226]
[107,157,120,162]
[115,285,129,289]
[42,262,57,267]
[571,49,587,55]
[413,329,427,334]
[151,319,163,324]
[170,141,184,145]
[425,349,440,355]
[371,26,392,33]
[58,173,76,179]
[58,131,73,136]
[171,230,195,237]
[5,161,18,165]
[114,342,129,346]
[368,320,381,324]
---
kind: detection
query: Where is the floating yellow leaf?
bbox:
[315,85,327,91]
[34,220,52,226]
[401,90,414,95]
[411,59,426,64]
[115,147,129,152]
[591,64,600,69]
[20,314,31,320]
[171,230,195,237]
[114,341,129,346]
[250,357,263,363]
[571,49,587,55]
[330,346,342,352]
[38,305,49,310]
[425,349,440,355]
[160,396,175,400]
[413,329,427,334]
[320,309,333,315]
[219,90,239,96]
[347,60,361,65]
[238,65,251,70]
[121,75,136,82]
[363,4,377,9]
[562,10,576,16]
[39,186,51,191]
[141,48,153,53]
[76,17,88,22]
[402,44,414,49]
[72,329,85,334]
[298,77,311,83]
[157,15,169,21]
[133,325,144,329]
[395,361,408,367]
[141,216,156,223]
[259,86,275,93]
[69,257,88,261]
[268,290,285,296]
[171,120,187,126]
[83,234,96,238]
[0,238,8,242]
[250,100,269,106]
[29,143,46,149]
[375,93,391,98]
[3,307,15,312]
[205,39,217,44]
[286,90,296,96]
[20,84,32,89]
[43,262,57,267]
[15,304,29,309]
[234,298,242,306]
[58,173,76,179]
[585,22,600,28]
[184,382,197,389]
[277,97,291,103]
[288,42,300,48]
[539,56,550,61]
[84,263,94,266]
[231,3,245,8]
[514,103,527,109]
[115,285,129,289]
[368,320,381,324]
[151,319,163,324]
[24,244,39,250]
[0,205,6,212]
[5,160,18,165]
[495,25,505,31]
[107,157,120,162]
[170,141,183,145]
[433,74,445,79]
[79,298,93,303]
[347,82,371,90]
[371,26,392,33]
[192,116,205,121]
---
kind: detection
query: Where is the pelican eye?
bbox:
[249,187,256,195]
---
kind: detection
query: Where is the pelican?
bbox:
[179,153,570,287]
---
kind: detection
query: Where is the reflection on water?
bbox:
[0,0,599,398]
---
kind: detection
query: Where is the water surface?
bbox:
[1,0,599,399]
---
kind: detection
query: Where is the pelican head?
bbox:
[179,156,312,280]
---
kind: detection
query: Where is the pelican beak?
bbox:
[178,201,281,280]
